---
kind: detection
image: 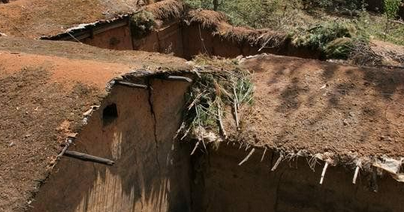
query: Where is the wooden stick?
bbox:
[271,154,284,171]
[57,138,74,158]
[201,139,207,151]
[233,87,240,129]
[372,169,378,192]
[191,141,200,155]
[64,151,114,166]
[261,148,267,162]
[217,102,227,138]
[238,148,255,166]
[352,166,360,184]
[116,81,148,89]
[167,76,193,83]
[319,162,329,185]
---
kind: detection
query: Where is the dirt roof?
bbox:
[145,0,185,21]
[237,54,404,161]
[0,37,189,212]
[0,0,142,38]
[185,9,288,47]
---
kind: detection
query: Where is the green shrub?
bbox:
[384,0,401,19]
[324,37,355,59]
[292,21,356,50]
[130,10,156,39]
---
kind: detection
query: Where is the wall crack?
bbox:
[146,78,162,178]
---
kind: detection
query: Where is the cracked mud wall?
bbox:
[191,144,404,212]
[29,77,192,212]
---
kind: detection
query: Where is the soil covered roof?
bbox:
[1,36,404,210]
[0,37,189,212]
[237,54,404,160]
[0,0,142,38]
[185,9,288,47]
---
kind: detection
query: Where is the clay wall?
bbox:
[29,77,193,212]
[191,144,404,212]
[181,24,321,60]
[132,21,184,57]
[82,25,133,50]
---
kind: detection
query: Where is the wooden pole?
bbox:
[116,81,148,89]
[64,151,115,166]
[260,148,267,162]
[271,154,284,171]
[319,162,329,185]
[167,76,193,83]
[238,148,255,166]
[352,166,360,184]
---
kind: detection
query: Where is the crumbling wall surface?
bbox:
[29,77,192,212]
[181,24,320,60]
[133,21,184,57]
[191,144,404,212]
[82,25,133,50]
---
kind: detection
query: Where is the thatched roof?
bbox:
[185,9,288,47]
[0,36,189,212]
[0,0,142,38]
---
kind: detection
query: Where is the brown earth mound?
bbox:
[237,54,404,160]
[0,37,189,212]
[0,0,141,38]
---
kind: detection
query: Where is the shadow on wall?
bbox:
[29,78,193,212]
[191,144,404,212]
[47,16,322,60]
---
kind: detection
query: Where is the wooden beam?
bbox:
[166,76,193,83]
[116,81,148,89]
[64,151,115,166]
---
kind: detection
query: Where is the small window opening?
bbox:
[103,103,118,126]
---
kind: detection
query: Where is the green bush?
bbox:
[384,0,401,19]
[130,10,156,39]
[324,37,355,59]
[292,21,356,50]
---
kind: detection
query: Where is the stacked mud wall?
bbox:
[133,20,184,57]
[181,24,320,60]
[51,17,320,60]
[82,25,133,50]
[191,144,404,212]
[29,77,193,212]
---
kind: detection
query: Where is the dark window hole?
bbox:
[103,103,118,126]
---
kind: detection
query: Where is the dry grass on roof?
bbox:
[145,0,185,20]
[217,22,288,47]
[186,9,287,47]
[187,9,228,29]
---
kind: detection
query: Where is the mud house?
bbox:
[1,36,404,212]
[1,0,404,212]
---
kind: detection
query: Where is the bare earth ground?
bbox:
[0,0,140,38]
[238,54,404,160]
[0,37,188,212]
[371,40,404,67]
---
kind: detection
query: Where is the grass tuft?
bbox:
[179,56,254,140]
